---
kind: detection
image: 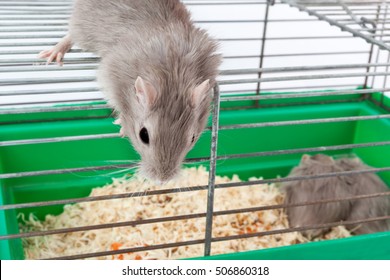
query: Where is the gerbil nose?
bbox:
[155,166,180,184]
[151,174,173,185]
[139,162,180,184]
[158,171,177,183]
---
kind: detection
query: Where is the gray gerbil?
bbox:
[39,0,221,183]
[281,154,390,238]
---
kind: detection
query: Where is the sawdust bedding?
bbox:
[20,166,351,260]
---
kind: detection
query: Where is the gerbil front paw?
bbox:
[38,49,65,66]
[38,34,72,66]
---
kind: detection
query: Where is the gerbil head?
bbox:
[121,76,212,183]
[289,154,338,176]
[300,154,335,165]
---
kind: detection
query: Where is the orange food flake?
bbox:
[110,242,122,251]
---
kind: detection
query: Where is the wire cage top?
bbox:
[283,0,390,51]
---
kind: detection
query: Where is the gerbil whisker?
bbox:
[65,159,140,179]
[100,166,137,178]
[102,159,139,164]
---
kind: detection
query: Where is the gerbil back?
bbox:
[69,0,191,56]
[282,155,390,237]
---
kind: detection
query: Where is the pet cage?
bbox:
[0,0,390,260]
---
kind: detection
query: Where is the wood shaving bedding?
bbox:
[20,166,351,260]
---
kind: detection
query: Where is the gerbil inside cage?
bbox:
[0,0,389,260]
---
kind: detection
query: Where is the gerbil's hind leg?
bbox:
[38,34,72,65]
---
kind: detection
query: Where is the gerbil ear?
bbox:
[135,76,158,109]
[301,154,311,163]
[191,79,211,108]
[350,157,361,164]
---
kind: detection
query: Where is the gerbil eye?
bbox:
[191,134,195,144]
[139,127,149,144]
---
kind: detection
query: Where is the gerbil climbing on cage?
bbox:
[0,0,390,260]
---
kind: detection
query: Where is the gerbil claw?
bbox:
[119,127,125,138]
[113,118,122,125]
[56,52,64,66]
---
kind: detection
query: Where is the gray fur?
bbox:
[281,154,390,238]
[67,0,221,182]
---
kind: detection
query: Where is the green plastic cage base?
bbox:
[190,231,390,260]
[0,91,389,260]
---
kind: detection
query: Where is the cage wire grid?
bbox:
[283,0,390,51]
[0,0,390,259]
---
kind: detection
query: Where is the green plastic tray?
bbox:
[0,92,389,260]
